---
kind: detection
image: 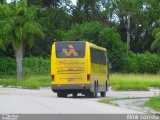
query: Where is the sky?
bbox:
[72,0,77,5]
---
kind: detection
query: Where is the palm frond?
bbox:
[152,32,160,51]
[152,28,160,37]
[0,1,44,51]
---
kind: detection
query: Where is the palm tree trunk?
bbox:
[16,47,23,80]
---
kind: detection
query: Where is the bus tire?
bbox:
[100,92,106,97]
[106,81,108,91]
[57,92,67,98]
[85,90,97,98]
[89,82,97,98]
[89,92,97,98]
[72,93,77,98]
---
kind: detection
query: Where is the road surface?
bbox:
[0,87,159,114]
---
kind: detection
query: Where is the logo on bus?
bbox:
[62,45,78,56]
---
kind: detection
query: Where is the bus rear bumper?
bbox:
[51,84,90,92]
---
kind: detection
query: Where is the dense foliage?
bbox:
[63,22,127,71]
[0,0,160,76]
[0,1,44,79]
[0,57,50,76]
[0,54,160,77]
[122,52,160,73]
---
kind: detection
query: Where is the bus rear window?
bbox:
[55,42,85,58]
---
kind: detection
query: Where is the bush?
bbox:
[122,52,160,73]
[0,57,16,75]
[23,56,50,76]
[122,56,139,73]
[99,27,127,72]
[0,56,50,76]
[137,52,160,73]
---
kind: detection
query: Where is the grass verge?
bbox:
[145,97,160,111]
[110,73,160,91]
[0,75,50,89]
[1,73,160,90]
[98,98,119,106]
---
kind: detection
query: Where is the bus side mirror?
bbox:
[109,63,112,73]
[109,63,112,69]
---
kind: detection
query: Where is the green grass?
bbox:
[1,73,160,90]
[0,75,50,89]
[98,98,119,106]
[145,97,160,111]
[110,73,160,91]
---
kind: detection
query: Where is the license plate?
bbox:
[68,78,75,81]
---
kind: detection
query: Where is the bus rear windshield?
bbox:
[56,42,85,58]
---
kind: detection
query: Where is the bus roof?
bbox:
[87,42,106,51]
[54,41,107,51]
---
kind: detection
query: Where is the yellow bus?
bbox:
[51,41,109,98]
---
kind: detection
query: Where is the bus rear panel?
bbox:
[51,41,109,98]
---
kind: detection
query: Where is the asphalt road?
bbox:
[0,87,159,114]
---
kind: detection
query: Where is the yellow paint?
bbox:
[51,41,109,87]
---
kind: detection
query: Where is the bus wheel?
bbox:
[106,81,108,91]
[72,93,77,98]
[85,91,95,98]
[100,92,106,97]
[93,82,98,98]
[89,92,97,98]
[57,92,67,98]
[89,85,97,98]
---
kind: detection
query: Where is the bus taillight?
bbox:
[87,74,90,81]
[51,75,54,82]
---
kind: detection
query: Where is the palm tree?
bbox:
[151,25,160,53]
[151,20,160,53]
[0,1,44,80]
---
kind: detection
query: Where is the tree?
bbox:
[105,0,160,53]
[0,2,44,80]
[0,0,5,4]
[151,19,160,53]
[71,0,105,24]
[63,22,103,43]
[63,22,127,71]
[99,27,127,71]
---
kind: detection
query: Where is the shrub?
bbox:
[137,52,160,73]
[122,52,160,73]
[0,56,50,76]
[122,55,139,73]
[99,27,127,72]
[23,56,50,76]
[0,57,16,75]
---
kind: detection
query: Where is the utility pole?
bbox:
[127,13,131,54]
